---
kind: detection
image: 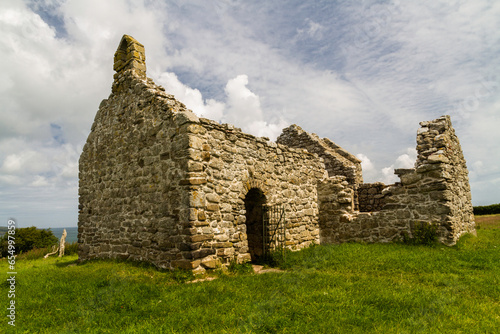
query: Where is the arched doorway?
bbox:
[244,188,266,262]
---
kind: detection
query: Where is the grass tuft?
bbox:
[228,260,254,275]
[402,221,439,246]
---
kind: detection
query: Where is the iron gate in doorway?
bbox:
[262,204,286,261]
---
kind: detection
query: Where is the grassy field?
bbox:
[1,216,499,333]
[476,213,500,229]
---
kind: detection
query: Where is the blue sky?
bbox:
[1,0,499,228]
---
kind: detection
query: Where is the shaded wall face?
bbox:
[277,125,363,185]
[78,73,195,269]
[179,118,326,270]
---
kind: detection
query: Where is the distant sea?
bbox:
[46,227,78,243]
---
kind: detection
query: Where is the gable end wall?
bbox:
[78,70,202,269]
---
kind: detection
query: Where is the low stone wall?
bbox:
[318,177,409,243]
[318,116,476,245]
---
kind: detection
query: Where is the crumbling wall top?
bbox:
[113,34,146,78]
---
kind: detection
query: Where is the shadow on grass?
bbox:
[75,257,195,283]
[55,258,79,268]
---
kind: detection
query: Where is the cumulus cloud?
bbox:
[224,75,262,123]
[1,150,50,175]
[0,138,80,187]
[356,153,377,182]
[358,148,417,184]
[381,148,417,184]
[223,74,288,140]
[155,72,288,140]
[155,71,225,121]
[0,0,169,227]
[1,0,499,228]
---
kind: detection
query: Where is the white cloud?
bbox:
[156,72,289,140]
[1,151,49,175]
[381,167,396,184]
[356,153,377,182]
[155,71,225,121]
[382,148,417,184]
[0,0,170,227]
[1,0,499,228]
[0,139,79,187]
[224,75,262,124]
[224,74,288,140]
[394,150,417,169]
[361,148,417,184]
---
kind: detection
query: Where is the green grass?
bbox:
[476,213,500,230]
[9,242,80,261]
[1,219,499,333]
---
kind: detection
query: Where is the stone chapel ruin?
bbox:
[78,35,476,272]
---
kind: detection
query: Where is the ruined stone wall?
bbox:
[79,69,326,271]
[318,177,409,243]
[178,117,326,271]
[410,115,475,242]
[318,116,475,245]
[79,35,327,272]
[277,125,363,185]
[79,35,207,268]
[357,182,390,212]
[80,35,475,274]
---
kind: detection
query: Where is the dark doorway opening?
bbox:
[244,188,266,262]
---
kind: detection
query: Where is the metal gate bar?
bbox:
[262,204,286,262]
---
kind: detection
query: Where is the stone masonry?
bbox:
[357,183,389,212]
[277,125,363,210]
[277,125,363,185]
[78,35,475,272]
[317,116,476,245]
[79,35,326,273]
